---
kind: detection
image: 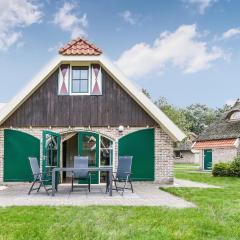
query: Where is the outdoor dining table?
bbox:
[51,167,113,196]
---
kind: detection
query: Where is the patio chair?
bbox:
[71,156,91,192]
[28,157,52,195]
[111,156,134,195]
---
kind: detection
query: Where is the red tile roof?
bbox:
[193,139,237,149]
[59,38,102,56]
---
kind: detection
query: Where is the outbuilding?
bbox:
[193,99,240,170]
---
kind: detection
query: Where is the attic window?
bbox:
[71,66,89,94]
[229,111,240,121]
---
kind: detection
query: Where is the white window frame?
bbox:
[69,63,91,95]
[98,135,114,184]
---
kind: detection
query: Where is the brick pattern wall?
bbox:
[212,147,237,164]
[155,128,174,183]
[174,151,199,164]
[0,126,174,184]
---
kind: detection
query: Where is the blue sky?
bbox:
[0,0,240,108]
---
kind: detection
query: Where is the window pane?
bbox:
[82,135,96,149]
[72,69,81,79]
[100,171,109,183]
[101,137,113,149]
[72,80,80,93]
[80,80,88,93]
[80,69,88,79]
[82,149,96,166]
[100,148,113,166]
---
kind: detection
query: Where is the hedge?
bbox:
[212,156,240,177]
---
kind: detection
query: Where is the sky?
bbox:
[0,0,240,108]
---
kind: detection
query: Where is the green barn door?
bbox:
[204,149,212,170]
[4,129,40,182]
[119,128,154,181]
[78,132,99,184]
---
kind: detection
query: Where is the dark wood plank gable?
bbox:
[1,68,157,127]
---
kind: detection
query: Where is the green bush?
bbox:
[212,162,231,177]
[230,156,240,177]
[212,156,240,177]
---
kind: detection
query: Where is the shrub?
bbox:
[230,156,240,177]
[212,162,231,177]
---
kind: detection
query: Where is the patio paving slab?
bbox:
[0,182,195,208]
[160,178,221,188]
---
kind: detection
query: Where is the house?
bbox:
[174,134,199,164]
[0,38,185,184]
[193,99,240,170]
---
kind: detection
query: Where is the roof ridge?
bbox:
[59,37,102,55]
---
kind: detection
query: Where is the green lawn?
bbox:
[1,169,240,240]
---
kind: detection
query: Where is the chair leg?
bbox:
[88,175,91,192]
[122,178,128,196]
[106,173,111,193]
[129,178,134,193]
[114,179,118,192]
[37,182,42,192]
[71,177,74,192]
[42,183,49,196]
[28,180,37,195]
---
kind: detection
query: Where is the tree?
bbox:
[183,104,216,134]
[142,88,151,99]
[215,104,232,119]
[155,97,190,134]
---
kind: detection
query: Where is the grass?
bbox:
[0,167,240,239]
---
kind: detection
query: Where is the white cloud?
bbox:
[116,24,225,78]
[222,28,240,39]
[225,99,236,106]
[53,2,88,39]
[0,0,42,51]
[48,42,64,52]
[0,103,6,110]
[183,0,217,14]
[120,10,137,25]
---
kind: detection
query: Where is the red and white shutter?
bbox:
[58,64,70,95]
[91,64,102,95]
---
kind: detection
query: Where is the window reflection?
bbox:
[100,136,113,183]
[46,134,58,167]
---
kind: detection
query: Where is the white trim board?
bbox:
[0,54,186,142]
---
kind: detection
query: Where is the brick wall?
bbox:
[0,126,174,184]
[212,147,237,164]
[174,151,199,164]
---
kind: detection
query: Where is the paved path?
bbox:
[160,178,221,189]
[0,182,195,208]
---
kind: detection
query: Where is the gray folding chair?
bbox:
[111,156,134,195]
[28,157,52,195]
[71,156,91,192]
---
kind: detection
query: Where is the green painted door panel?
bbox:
[42,131,61,185]
[119,128,154,181]
[204,149,212,170]
[78,132,99,184]
[4,129,40,182]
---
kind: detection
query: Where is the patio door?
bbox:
[78,132,99,184]
[42,131,61,175]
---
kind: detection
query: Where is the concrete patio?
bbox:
[0,182,195,208]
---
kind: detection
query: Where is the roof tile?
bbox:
[59,38,102,56]
[193,139,237,149]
